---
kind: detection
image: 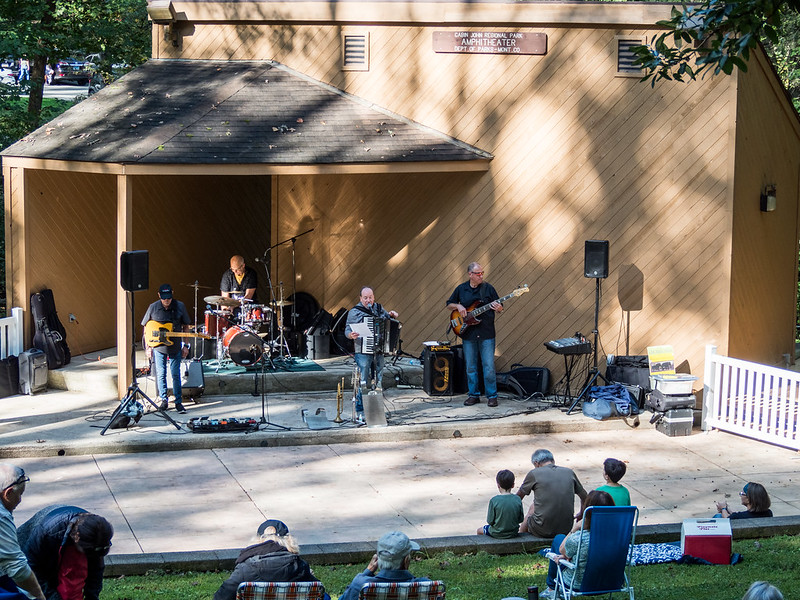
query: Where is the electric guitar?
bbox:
[449,285,529,338]
[144,320,211,348]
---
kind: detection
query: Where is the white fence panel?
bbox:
[703,345,799,450]
[0,308,24,359]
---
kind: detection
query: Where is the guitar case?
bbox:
[30,289,71,370]
[0,355,20,398]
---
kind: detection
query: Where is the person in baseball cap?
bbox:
[338,531,428,600]
[214,518,326,600]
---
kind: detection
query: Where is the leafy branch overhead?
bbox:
[632,0,800,84]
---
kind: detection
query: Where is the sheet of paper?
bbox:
[351,322,372,338]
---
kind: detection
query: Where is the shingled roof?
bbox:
[2,59,492,167]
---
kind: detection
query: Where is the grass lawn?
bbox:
[102,535,799,600]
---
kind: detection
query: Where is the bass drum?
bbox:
[222,326,264,366]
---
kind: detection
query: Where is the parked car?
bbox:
[0,67,16,86]
[0,58,18,85]
[52,58,92,85]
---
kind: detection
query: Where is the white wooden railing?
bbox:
[703,345,799,450]
[0,307,24,359]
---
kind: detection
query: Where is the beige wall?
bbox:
[730,50,800,365]
[212,22,742,375]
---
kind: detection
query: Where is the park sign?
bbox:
[432,31,547,55]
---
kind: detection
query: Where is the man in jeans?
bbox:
[141,284,190,413]
[446,262,503,406]
[345,287,399,420]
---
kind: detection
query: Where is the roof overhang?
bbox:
[2,59,493,174]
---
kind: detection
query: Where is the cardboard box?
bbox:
[681,519,732,564]
[650,373,698,395]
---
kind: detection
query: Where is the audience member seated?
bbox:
[476,469,524,538]
[214,519,326,600]
[540,490,615,600]
[714,482,773,519]
[338,531,428,600]
[517,449,588,537]
[742,581,783,600]
[17,505,113,600]
[596,458,630,506]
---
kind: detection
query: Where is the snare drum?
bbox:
[204,310,232,336]
[243,304,270,325]
[222,326,264,366]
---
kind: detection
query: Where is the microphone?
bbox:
[254,257,261,263]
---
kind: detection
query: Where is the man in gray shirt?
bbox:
[0,464,44,599]
[516,449,588,537]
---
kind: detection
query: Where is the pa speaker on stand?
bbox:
[120,250,149,292]
[584,240,609,279]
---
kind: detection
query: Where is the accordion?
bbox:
[361,317,401,354]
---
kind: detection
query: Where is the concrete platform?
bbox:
[2,350,799,577]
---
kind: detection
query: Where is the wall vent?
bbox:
[616,38,644,77]
[342,32,370,71]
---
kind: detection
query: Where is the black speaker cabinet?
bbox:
[120,250,149,292]
[423,348,454,396]
[584,240,609,278]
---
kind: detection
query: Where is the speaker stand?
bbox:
[102,290,181,434]
[567,278,608,415]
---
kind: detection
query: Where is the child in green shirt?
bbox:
[596,458,631,506]
[477,470,524,538]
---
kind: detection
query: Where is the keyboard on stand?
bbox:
[544,336,593,355]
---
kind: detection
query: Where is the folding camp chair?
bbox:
[546,505,638,600]
[235,581,327,600]
[358,580,446,600]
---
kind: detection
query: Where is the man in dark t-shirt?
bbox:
[141,284,190,413]
[221,255,258,303]
[446,262,503,406]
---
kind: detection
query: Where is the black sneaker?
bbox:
[174,402,187,414]
[464,396,480,406]
[158,399,168,411]
[487,397,498,407]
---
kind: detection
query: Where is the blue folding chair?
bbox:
[546,506,638,600]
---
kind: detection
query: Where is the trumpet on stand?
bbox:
[334,377,345,423]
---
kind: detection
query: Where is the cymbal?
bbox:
[204,295,239,307]
[273,300,294,307]
[183,282,213,289]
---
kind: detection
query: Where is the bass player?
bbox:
[141,284,190,414]
[446,262,503,407]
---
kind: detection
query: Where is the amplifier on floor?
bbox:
[423,347,454,396]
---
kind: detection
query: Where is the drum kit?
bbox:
[198,294,294,368]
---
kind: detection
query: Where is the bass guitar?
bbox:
[144,320,211,348]
[449,285,529,338]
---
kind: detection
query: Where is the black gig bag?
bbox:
[30,289,71,369]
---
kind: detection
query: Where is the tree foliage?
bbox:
[632,0,800,95]
[0,0,150,129]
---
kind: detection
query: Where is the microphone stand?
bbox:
[253,347,289,430]
[267,228,314,355]
[253,250,279,371]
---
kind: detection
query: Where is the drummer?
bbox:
[221,255,258,303]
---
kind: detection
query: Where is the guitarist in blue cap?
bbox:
[446,262,503,407]
[141,284,190,413]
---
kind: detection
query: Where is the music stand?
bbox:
[102,289,181,435]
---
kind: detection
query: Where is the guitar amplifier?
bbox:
[423,348,454,396]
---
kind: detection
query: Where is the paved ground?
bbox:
[3,364,799,558]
